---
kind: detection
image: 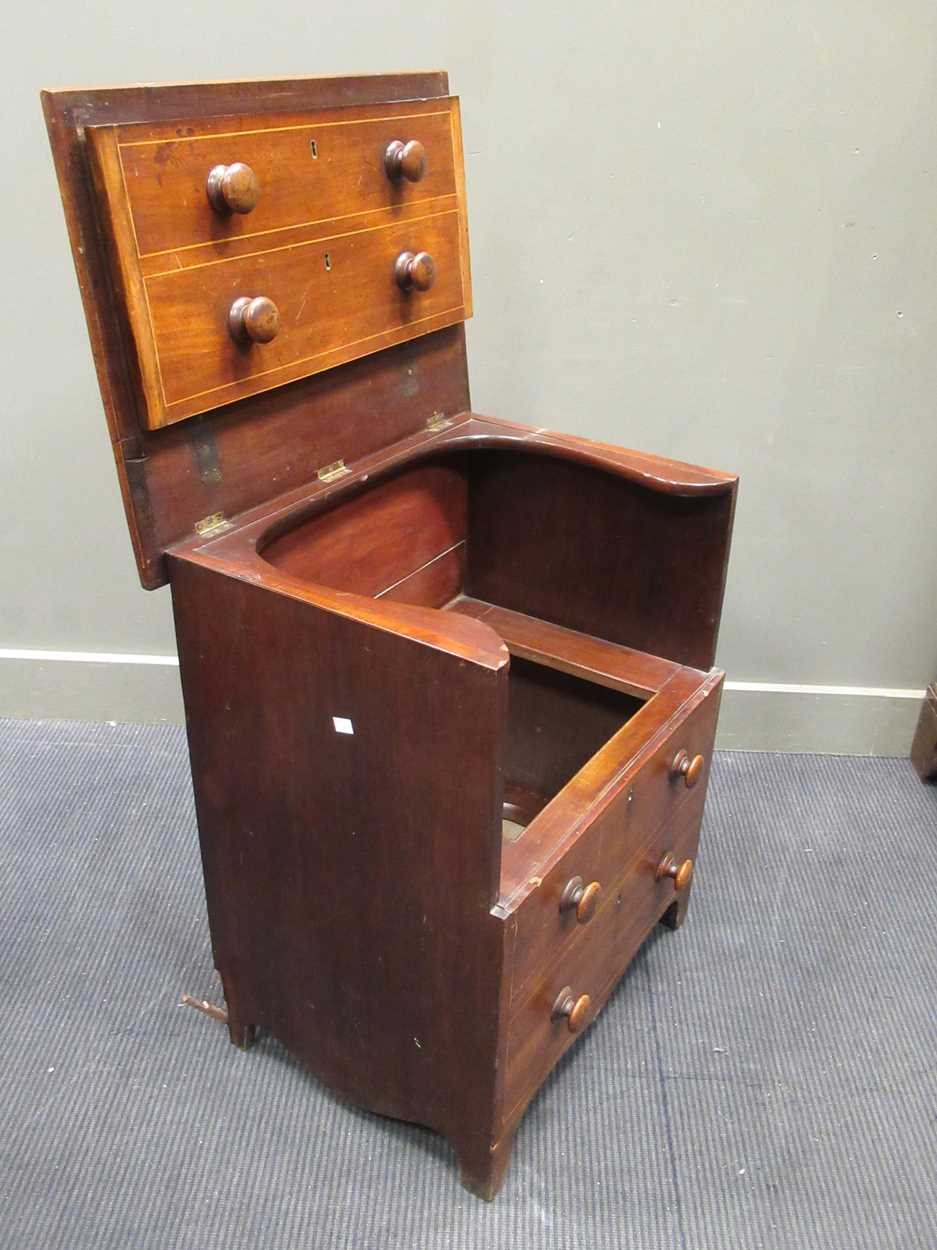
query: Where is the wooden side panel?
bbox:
[41,74,470,589]
[169,555,508,1143]
[261,458,468,596]
[502,658,644,806]
[466,450,737,670]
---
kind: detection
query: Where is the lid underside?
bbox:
[42,72,470,589]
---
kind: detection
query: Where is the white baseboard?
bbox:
[0,649,925,755]
[0,648,180,666]
[725,679,924,700]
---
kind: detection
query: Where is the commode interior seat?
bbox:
[257,444,704,858]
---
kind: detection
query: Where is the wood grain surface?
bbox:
[41,73,469,588]
[114,99,458,259]
[43,73,736,1200]
[262,459,468,597]
[86,95,470,428]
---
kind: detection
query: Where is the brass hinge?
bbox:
[425,413,453,433]
[317,459,351,483]
[194,511,232,538]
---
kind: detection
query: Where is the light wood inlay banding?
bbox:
[86,95,472,429]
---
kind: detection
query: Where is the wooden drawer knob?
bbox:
[384,139,428,183]
[207,163,260,215]
[656,853,694,891]
[394,251,436,292]
[552,987,591,1034]
[670,749,705,788]
[228,296,280,344]
[559,876,602,924]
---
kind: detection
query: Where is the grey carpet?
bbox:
[1,718,935,1250]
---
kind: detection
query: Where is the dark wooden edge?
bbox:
[468,413,738,494]
[175,544,509,675]
[911,682,937,781]
[449,597,682,699]
[40,72,452,589]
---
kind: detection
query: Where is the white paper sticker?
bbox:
[332,716,354,735]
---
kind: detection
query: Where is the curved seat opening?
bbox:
[258,444,725,838]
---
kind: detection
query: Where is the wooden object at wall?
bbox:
[42,72,738,1200]
[911,682,937,781]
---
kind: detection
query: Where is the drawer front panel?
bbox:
[506,675,721,1004]
[502,792,706,1124]
[596,674,722,885]
[506,809,608,1006]
[147,208,466,413]
[86,96,470,429]
[118,102,459,260]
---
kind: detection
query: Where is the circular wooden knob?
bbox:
[559,875,602,924]
[552,987,591,1034]
[228,296,280,344]
[395,250,436,292]
[384,139,428,183]
[656,853,694,891]
[207,163,260,215]
[670,749,705,788]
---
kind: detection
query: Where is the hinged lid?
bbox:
[42,73,472,589]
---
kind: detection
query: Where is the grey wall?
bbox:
[3,2,937,751]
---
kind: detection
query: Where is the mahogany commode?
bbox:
[43,71,737,1199]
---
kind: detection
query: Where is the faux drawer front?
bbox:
[506,673,721,1004]
[506,806,607,1007]
[502,792,706,1123]
[596,673,722,886]
[147,209,466,416]
[503,888,620,1123]
[86,97,470,429]
[115,100,460,261]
